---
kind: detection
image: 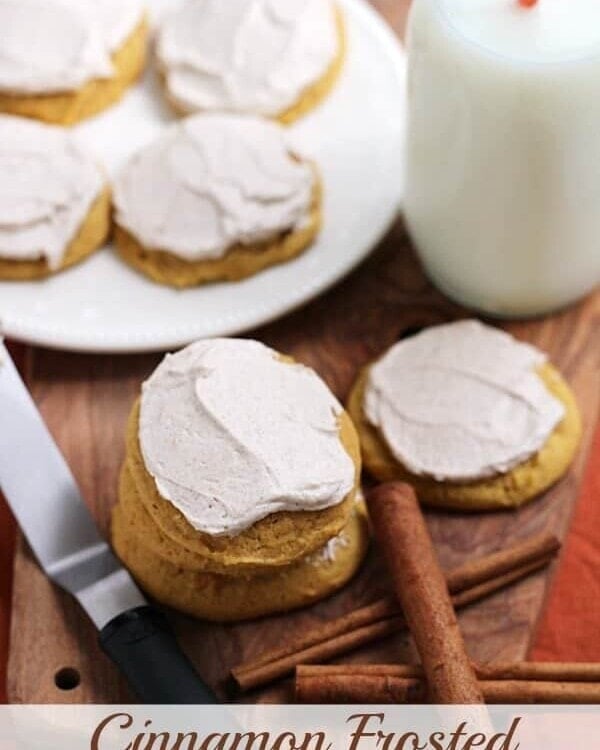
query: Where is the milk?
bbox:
[404,0,600,317]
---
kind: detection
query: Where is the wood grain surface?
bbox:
[7,0,600,704]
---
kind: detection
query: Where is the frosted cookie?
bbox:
[112,500,369,623]
[121,338,361,574]
[0,115,110,280]
[113,114,321,288]
[0,0,147,125]
[348,320,582,510]
[155,0,345,124]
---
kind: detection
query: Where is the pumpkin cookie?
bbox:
[113,114,321,288]
[348,320,581,510]
[112,499,369,623]
[0,0,147,126]
[155,0,345,124]
[121,339,361,575]
[0,115,109,279]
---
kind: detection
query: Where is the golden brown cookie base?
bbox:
[0,20,147,125]
[119,463,211,573]
[348,363,582,511]
[111,499,369,623]
[123,387,361,574]
[162,6,346,125]
[0,187,111,280]
[114,171,322,288]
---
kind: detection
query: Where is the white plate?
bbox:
[0,0,406,353]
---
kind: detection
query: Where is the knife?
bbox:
[0,342,216,704]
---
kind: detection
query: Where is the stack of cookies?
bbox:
[112,338,369,622]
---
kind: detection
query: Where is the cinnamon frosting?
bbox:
[139,339,356,537]
[306,528,351,565]
[156,0,340,117]
[0,115,105,269]
[113,114,315,261]
[0,0,144,95]
[364,320,565,482]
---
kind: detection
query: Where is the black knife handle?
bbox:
[99,606,217,704]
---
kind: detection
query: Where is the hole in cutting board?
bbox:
[54,667,81,691]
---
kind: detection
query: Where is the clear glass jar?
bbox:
[404,0,600,317]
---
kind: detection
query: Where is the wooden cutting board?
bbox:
[6,0,600,704]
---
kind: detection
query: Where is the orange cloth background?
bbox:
[0,333,598,700]
[530,421,600,662]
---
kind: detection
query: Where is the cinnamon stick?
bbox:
[451,557,550,608]
[297,662,600,681]
[230,532,558,693]
[367,482,483,704]
[295,673,600,704]
[445,530,559,592]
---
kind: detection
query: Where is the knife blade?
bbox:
[0,342,216,704]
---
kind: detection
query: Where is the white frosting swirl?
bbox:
[0,115,105,270]
[0,0,144,95]
[364,320,565,482]
[113,114,315,261]
[139,339,356,537]
[156,0,339,117]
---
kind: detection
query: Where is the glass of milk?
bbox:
[404,0,600,317]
